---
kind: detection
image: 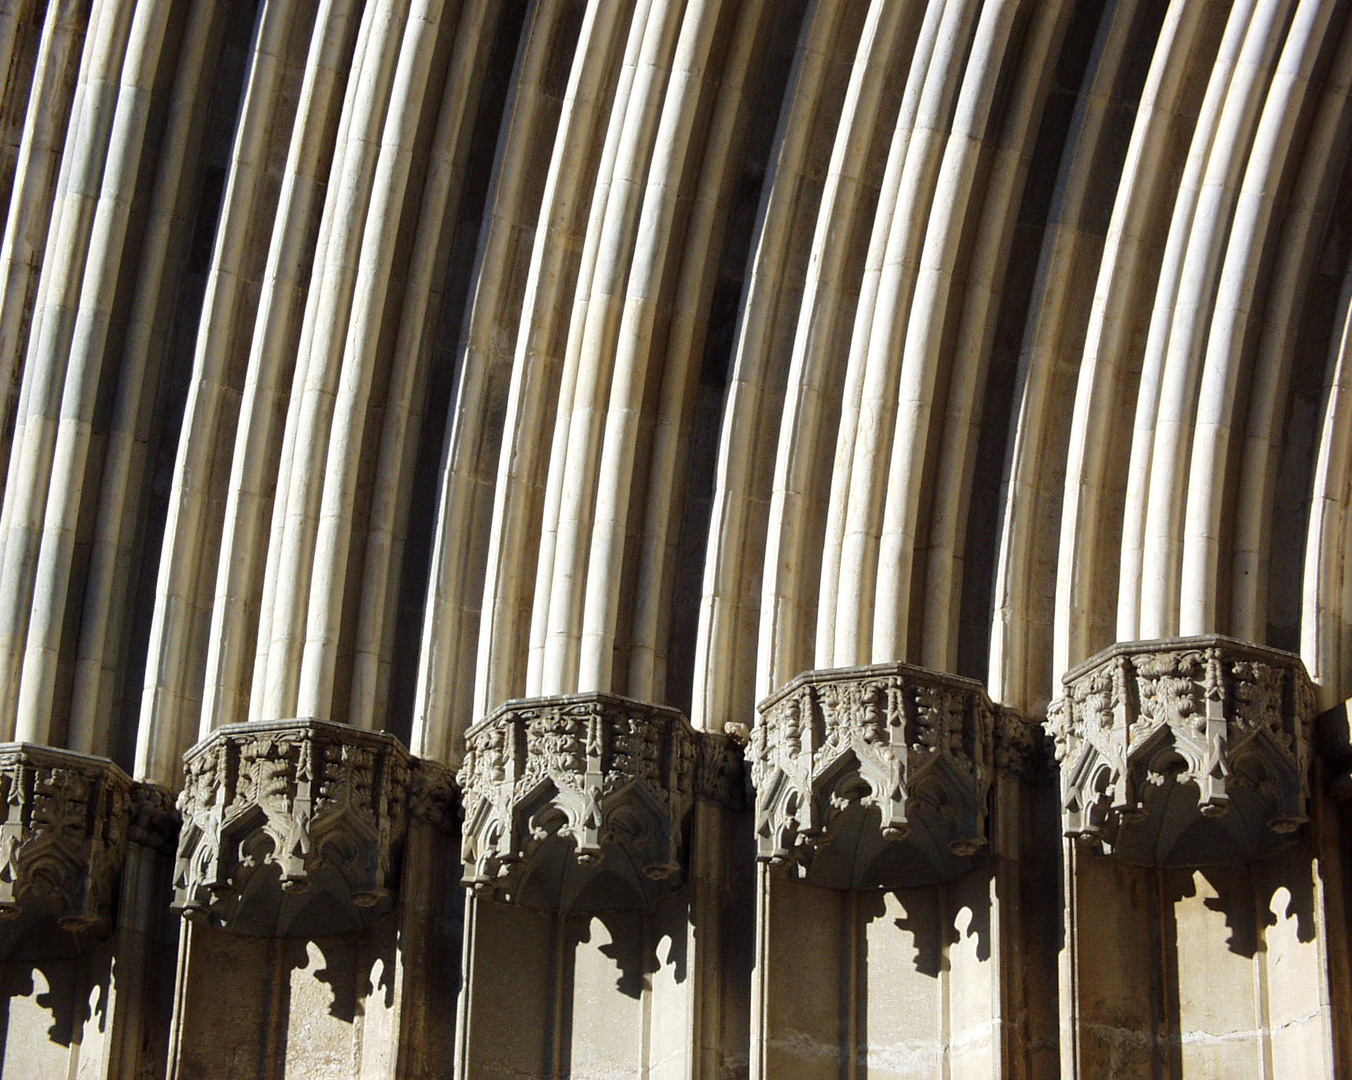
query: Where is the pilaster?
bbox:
[165,719,459,1080]
[453,691,744,1080]
[1052,636,1335,1080]
[745,663,1041,1080]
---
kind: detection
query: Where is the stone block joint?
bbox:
[1049,635,1315,866]
[458,692,741,911]
[749,663,1029,890]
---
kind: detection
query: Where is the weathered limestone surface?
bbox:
[1051,636,1316,866]
[458,691,742,910]
[749,662,1038,890]
[172,718,441,937]
[0,0,1350,1077]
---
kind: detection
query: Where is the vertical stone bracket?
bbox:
[172,719,419,937]
[0,743,134,940]
[749,663,1022,890]
[1048,635,1315,866]
[458,692,740,910]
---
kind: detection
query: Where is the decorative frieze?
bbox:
[0,744,133,940]
[458,693,741,911]
[750,663,1023,890]
[1048,636,1315,866]
[172,720,417,937]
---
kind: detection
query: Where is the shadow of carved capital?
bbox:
[1049,635,1315,866]
[749,664,1023,890]
[458,693,738,911]
[172,720,418,937]
[0,743,133,941]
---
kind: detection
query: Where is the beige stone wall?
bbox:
[0,0,1348,1076]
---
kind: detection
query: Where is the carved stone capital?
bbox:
[995,710,1046,780]
[172,720,412,937]
[409,757,460,832]
[129,782,180,855]
[1049,636,1315,866]
[0,744,132,939]
[699,726,749,810]
[458,693,735,910]
[750,663,1016,890]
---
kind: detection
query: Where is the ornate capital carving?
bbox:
[129,782,180,855]
[458,693,737,910]
[1049,636,1315,866]
[995,709,1046,780]
[750,663,1017,890]
[172,720,413,936]
[0,744,132,939]
[409,758,460,832]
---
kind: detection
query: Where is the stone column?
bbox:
[745,662,1042,1080]
[454,692,744,1079]
[165,719,458,1080]
[1050,635,1337,1079]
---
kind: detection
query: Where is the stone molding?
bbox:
[749,663,1026,890]
[0,743,134,938]
[172,719,419,936]
[1048,635,1315,866]
[458,692,741,910]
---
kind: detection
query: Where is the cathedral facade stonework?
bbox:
[0,0,1350,1077]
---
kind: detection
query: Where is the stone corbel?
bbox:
[172,719,429,937]
[1048,635,1314,866]
[458,692,741,911]
[749,663,1023,890]
[0,744,134,944]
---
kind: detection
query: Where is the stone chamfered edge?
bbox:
[1048,634,1316,867]
[747,663,1039,891]
[0,743,179,947]
[172,719,458,937]
[457,692,744,911]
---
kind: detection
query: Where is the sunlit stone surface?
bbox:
[0,0,1349,1076]
[1051,636,1316,867]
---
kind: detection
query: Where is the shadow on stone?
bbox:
[272,928,401,1023]
[868,868,993,978]
[1161,853,1317,960]
[568,894,689,1000]
[0,947,110,1049]
[1203,862,1316,959]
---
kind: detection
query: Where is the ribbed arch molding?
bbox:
[0,0,1343,767]
[4,1,1352,1077]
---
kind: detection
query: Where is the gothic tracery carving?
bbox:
[749,664,1026,890]
[172,720,418,936]
[0,744,133,938]
[1048,636,1315,866]
[458,693,741,910]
